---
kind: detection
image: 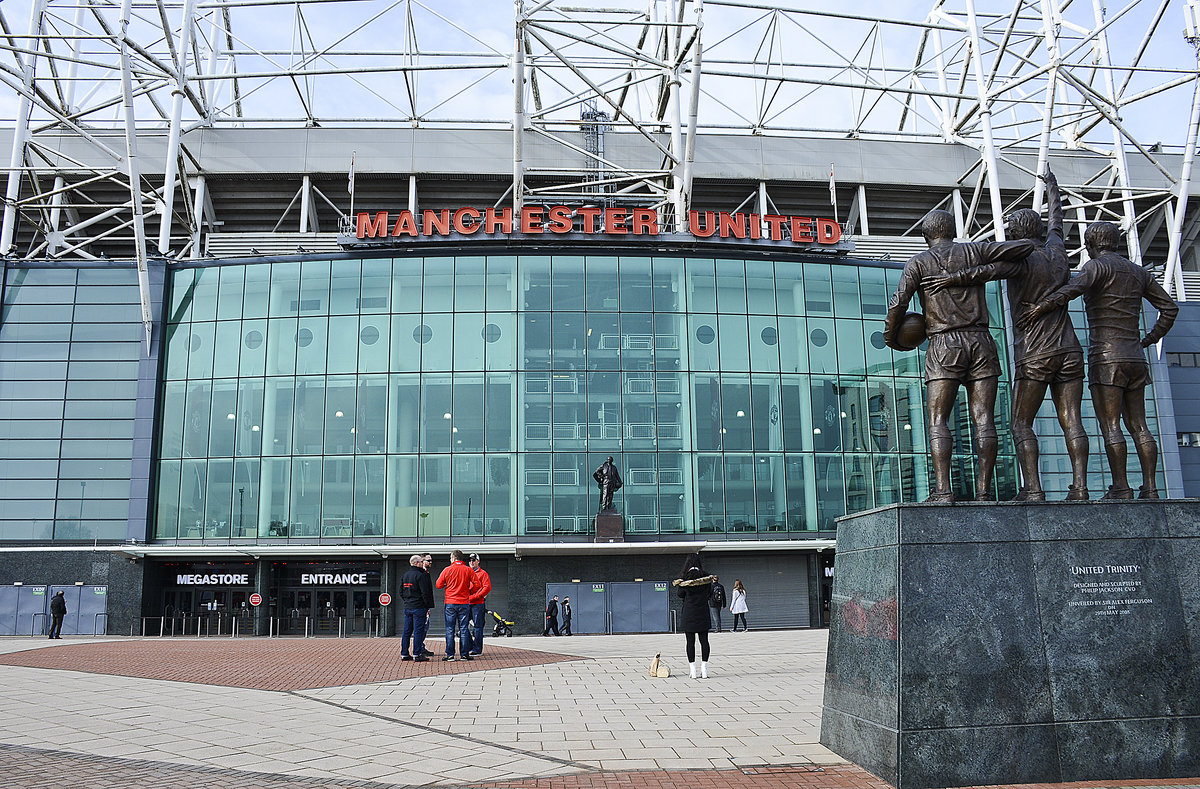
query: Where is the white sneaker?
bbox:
[701,661,708,679]
[689,662,697,679]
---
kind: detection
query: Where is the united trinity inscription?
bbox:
[1067,563,1153,617]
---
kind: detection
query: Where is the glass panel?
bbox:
[454,257,486,311]
[155,459,182,538]
[552,256,586,310]
[724,454,755,532]
[240,319,267,377]
[263,378,295,456]
[419,314,452,372]
[688,314,719,372]
[831,265,861,318]
[183,381,212,458]
[785,455,811,530]
[715,258,747,314]
[355,375,387,453]
[321,457,354,535]
[359,258,391,313]
[329,259,361,315]
[292,377,325,455]
[452,454,484,536]
[388,374,421,453]
[324,376,357,455]
[484,312,516,371]
[243,264,270,319]
[686,257,717,313]
[746,259,776,314]
[523,314,550,370]
[418,455,451,537]
[190,269,219,322]
[486,255,517,311]
[717,314,750,372]
[208,379,238,457]
[806,317,837,375]
[720,375,752,451]
[423,257,455,311]
[696,454,724,532]
[388,455,419,537]
[454,312,486,371]
[749,316,780,372]
[212,321,240,378]
[390,313,423,372]
[178,459,207,537]
[299,259,331,314]
[354,456,385,536]
[835,319,866,376]
[585,255,619,311]
[619,256,653,312]
[392,256,423,312]
[452,377,486,452]
[358,315,389,373]
[232,459,259,537]
[266,317,297,376]
[421,375,453,452]
[261,457,290,536]
[484,455,513,536]
[159,382,186,459]
[326,316,359,375]
[290,457,321,538]
[187,323,215,379]
[236,379,265,457]
[295,316,328,376]
[805,264,833,316]
[584,313,618,371]
[693,374,721,451]
[268,261,300,317]
[651,257,683,312]
[485,373,514,452]
[216,265,245,321]
[203,460,233,538]
[814,453,845,529]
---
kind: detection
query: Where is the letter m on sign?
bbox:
[357,212,389,238]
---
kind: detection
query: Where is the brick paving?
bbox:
[0,742,1196,789]
[0,638,578,690]
[0,632,1196,789]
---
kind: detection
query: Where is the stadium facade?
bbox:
[0,1,1198,636]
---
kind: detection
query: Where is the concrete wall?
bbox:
[0,551,145,636]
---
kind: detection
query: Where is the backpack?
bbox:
[710,582,726,608]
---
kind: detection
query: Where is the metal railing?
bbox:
[140,612,381,638]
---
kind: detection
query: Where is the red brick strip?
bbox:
[0,639,578,690]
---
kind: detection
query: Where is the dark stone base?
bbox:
[820,500,1200,789]
[594,511,624,542]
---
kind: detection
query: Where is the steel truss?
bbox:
[2,0,1199,321]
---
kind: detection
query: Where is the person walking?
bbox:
[467,553,491,656]
[561,597,573,636]
[671,553,717,679]
[708,578,727,632]
[730,579,749,631]
[399,554,433,661]
[435,550,479,661]
[48,591,66,639]
[543,595,560,636]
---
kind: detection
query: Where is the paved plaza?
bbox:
[0,630,1196,789]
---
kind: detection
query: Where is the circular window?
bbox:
[483,323,502,343]
[189,334,202,352]
[297,328,313,348]
[244,330,263,350]
[413,325,433,344]
[810,328,828,347]
[696,325,716,345]
[360,326,380,345]
[871,331,886,350]
[760,327,778,346]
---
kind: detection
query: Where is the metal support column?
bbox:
[1165,35,1200,302]
[157,0,198,255]
[1,0,47,255]
[1092,0,1141,262]
[965,0,1006,241]
[118,0,154,349]
[255,560,270,636]
[513,1,526,215]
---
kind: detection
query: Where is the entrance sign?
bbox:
[353,206,843,246]
[300,572,368,585]
[249,593,262,607]
[378,593,391,606]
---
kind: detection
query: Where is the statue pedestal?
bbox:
[594,511,624,543]
[821,500,1200,789]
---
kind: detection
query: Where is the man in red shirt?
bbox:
[435,550,479,661]
[468,554,492,656]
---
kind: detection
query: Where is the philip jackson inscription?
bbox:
[1067,563,1153,617]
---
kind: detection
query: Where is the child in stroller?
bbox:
[490,610,514,637]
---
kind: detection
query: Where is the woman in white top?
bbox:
[729,579,749,631]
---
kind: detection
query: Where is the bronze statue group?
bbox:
[884,168,1178,503]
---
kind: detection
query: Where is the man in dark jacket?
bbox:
[399,554,434,661]
[561,597,573,636]
[708,580,727,632]
[543,595,560,636]
[48,591,66,639]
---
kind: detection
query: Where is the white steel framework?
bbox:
[2,0,1199,311]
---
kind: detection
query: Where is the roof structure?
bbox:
[2,0,1200,334]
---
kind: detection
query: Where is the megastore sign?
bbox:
[351,206,843,246]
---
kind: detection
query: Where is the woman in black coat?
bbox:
[671,552,718,678]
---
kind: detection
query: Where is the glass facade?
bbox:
[154,252,1019,542]
[0,266,143,540]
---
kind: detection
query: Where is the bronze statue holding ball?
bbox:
[884,210,1033,502]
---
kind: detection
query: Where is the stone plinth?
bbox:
[594,511,624,542]
[821,500,1200,789]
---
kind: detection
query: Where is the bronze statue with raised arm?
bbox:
[924,169,1089,501]
[884,210,1034,502]
[1021,221,1178,499]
